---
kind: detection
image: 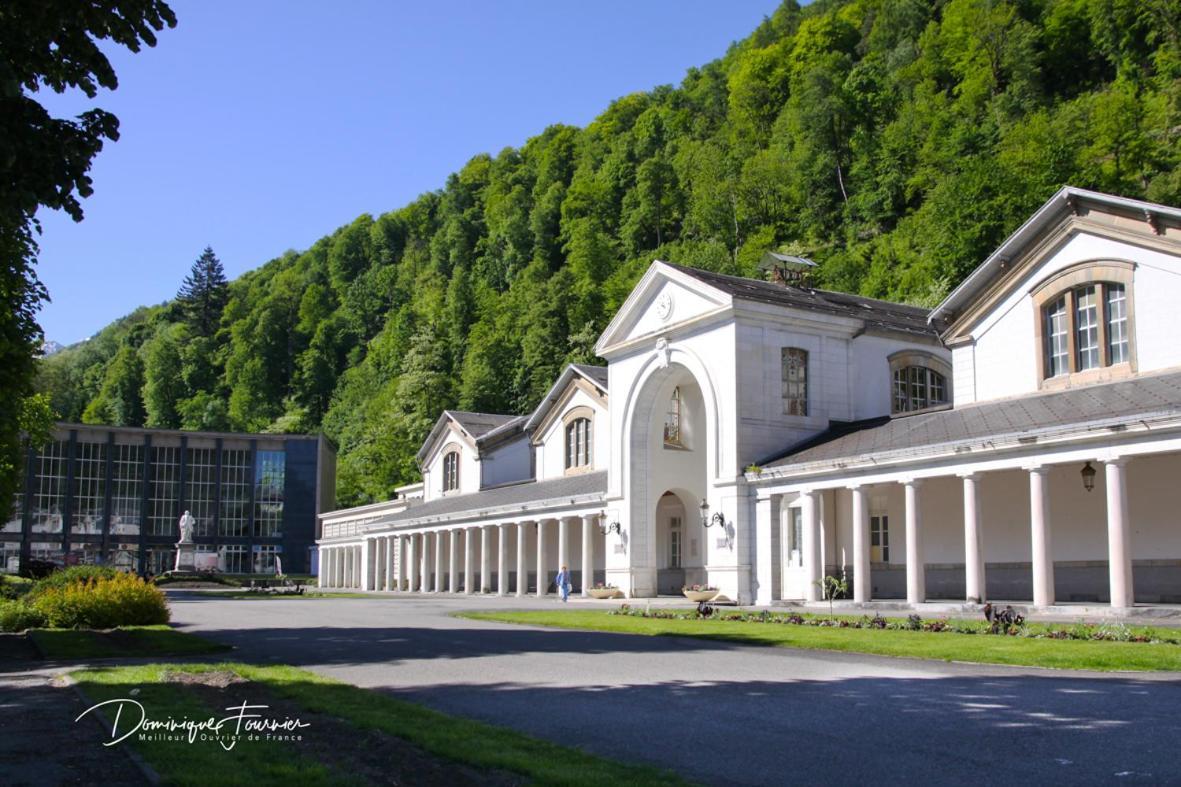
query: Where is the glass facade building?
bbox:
[3,424,335,576]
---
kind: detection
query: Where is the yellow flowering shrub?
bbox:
[33,573,169,629]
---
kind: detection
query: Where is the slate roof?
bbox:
[446,410,520,439]
[572,363,609,389]
[764,370,1181,469]
[669,262,942,338]
[376,471,608,527]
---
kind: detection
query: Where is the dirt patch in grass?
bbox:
[174,674,522,786]
[163,669,245,688]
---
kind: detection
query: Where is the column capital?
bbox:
[1104,455,1130,468]
[900,477,924,489]
[956,471,982,481]
[1022,463,1051,475]
[845,482,869,492]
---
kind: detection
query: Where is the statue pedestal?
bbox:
[174,542,196,572]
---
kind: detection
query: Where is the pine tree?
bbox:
[177,247,229,338]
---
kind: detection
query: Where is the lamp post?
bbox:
[699,499,725,529]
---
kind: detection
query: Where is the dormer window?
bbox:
[888,351,952,414]
[893,366,947,413]
[663,387,683,447]
[442,450,460,492]
[565,417,592,469]
[1039,280,1133,381]
[1032,262,1135,388]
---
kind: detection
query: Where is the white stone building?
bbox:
[318,187,1181,609]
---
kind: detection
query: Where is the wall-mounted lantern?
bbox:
[699,498,725,529]
[1080,461,1097,493]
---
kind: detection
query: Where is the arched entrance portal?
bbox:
[654,490,707,593]
[623,361,712,596]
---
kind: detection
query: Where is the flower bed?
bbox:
[606,605,1181,645]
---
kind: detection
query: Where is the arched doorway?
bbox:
[622,360,712,596]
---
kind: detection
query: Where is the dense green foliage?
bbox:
[0,0,175,522]
[37,0,1181,507]
[29,572,169,628]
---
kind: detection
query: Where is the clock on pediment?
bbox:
[655,291,674,322]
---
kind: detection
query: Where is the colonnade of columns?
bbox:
[764,456,1136,608]
[319,513,602,596]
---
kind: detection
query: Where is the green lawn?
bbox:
[72,662,686,787]
[461,610,1181,672]
[31,625,230,660]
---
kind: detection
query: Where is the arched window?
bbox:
[1041,282,1130,378]
[442,450,460,492]
[565,417,592,469]
[663,387,683,447]
[892,366,948,413]
[888,350,952,414]
[1031,261,1135,386]
[781,347,808,416]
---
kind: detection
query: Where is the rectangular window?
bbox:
[71,441,106,535]
[219,448,251,538]
[253,544,281,574]
[1045,296,1069,377]
[669,530,681,569]
[146,547,176,575]
[781,348,808,416]
[110,443,142,537]
[1,542,20,574]
[148,446,180,536]
[219,544,249,574]
[185,447,217,538]
[4,487,22,535]
[108,542,138,572]
[254,450,285,538]
[1106,283,1128,365]
[32,441,68,534]
[870,514,889,562]
[1075,285,1100,371]
[787,507,803,567]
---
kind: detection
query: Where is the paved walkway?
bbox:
[0,637,146,787]
[168,592,1181,785]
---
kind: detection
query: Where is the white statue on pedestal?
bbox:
[177,510,195,544]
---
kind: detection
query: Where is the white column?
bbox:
[344,547,352,588]
[464,527,474,594]
[536,520,548,597]
[337,547,345,588]
[375,538,384,591]
[419,533,430,593]
[581,514,596,596]
[407,535,418,592]
[961,473,985,604]
[850,485,871,603]
[385,537,395,591]
[497,524,509,596]
[1029,466,1055,606]
[904,480,925,604]
[1106,459,1133,608]
[477,525,489,593]
[363,539,374,591]
[392,536,402,590]
[754,495,776,605]
[802,491,822,602]
[558,517,570,578]
[448,530,459,593]
[432,531,443,592]
[517,521,528,596]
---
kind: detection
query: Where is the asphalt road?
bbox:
[168,592,1181,785]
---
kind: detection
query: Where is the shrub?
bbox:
[30,565,120,598]
[0,599,48,632]
[32,573,169,629]
[0,574,33,600]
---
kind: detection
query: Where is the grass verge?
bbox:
[31,625,230,659]
[72,662,686,786]
[460,610,1181,672]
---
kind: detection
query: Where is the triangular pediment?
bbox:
[595,261,732,355]
[936,188,1181,342]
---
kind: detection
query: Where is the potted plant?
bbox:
[587,582,620,599]
[682,584,719,602]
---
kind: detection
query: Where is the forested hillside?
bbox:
[37,0,1181,506]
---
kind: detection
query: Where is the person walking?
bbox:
[556,564,571,602]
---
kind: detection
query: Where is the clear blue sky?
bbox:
[34,0,780,344]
